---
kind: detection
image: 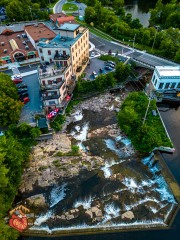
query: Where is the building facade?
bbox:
[151,66,180,91]
[37,23,89,112]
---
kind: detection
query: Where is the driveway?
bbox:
[19,73,42,124]
[84,57,114,80]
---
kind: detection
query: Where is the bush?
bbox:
[50,114,66,131]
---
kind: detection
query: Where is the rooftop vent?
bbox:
[1,42,5,46]
[25,45,29,49]
[17,34,21,38]
[22,41,26,45]
[3,49,7,53]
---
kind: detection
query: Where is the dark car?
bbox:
[18,88,28,94]
[17,83,27,89]
[106,63,115,68]
[105,65,113,70]
[19,92,29,100]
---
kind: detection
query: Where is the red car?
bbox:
[12,75,23,84]
[47,108,60,119]
[21,97,30,104]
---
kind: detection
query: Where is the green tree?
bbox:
[114,62,131,82]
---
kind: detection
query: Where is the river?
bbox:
[124,0,170,27]
[21,103,180,240]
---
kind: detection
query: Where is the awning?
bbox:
[1,56,10,60]
[27,51,36,56]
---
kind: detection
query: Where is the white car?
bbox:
[92,71,97,78]
[91,52,95,57]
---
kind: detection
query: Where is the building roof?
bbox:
[0,30,35,58]
[37,26,87,49]
[24,23,56,43]
[57,16,75,26]
[155,66,180,77]
[59,23,80,31]
[49,13,66,22]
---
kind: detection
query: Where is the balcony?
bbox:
[42,93,60,101]
[38,63,67,79]
[41,80,65,90]
[54,53,70,61]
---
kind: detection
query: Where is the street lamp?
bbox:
[151,26,159,51]
[29,7,33,21]
[129,33,136,57]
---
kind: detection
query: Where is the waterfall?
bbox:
[71,123,89,141]
[49,183,67,208]
[73,196,93,210]
[103,203,120,222]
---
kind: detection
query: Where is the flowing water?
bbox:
[21,105,179,238]
[21,105,180,240]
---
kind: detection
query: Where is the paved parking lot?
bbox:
[19,73,42,124]
[84,57,114,80]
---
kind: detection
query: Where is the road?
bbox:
[89,33,178,67]
[54,0,86,17]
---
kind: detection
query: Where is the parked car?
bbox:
[92,71,97,78]
[91,52,95,57]
[105,65,113,70]
[106,63,115,68]
[19,92,29,100]
[17,83,27,89]
[107,61,115,66]
[11,75,23,84]
[21,97,30,104]
[18,88,28,94]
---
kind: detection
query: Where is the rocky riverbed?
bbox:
[17,91,178,234]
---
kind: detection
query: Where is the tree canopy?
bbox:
[117,92,172,152]
[0,73,23,127]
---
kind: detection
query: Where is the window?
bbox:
[48,80,52,85]
[66,71,69,77]
[165,83,170,89]
[39,48,42,53]
[154,79,157,86]
[42,80,45,86]
[63,50,66,55]
[49,101,56,105]
[171,82,176,89]
[152,75,155,83]
[72,47,74,52]
[177,82,180,88]
[48,50,51,55]
[159,83,164,89]
[56,77,62,82]
[41,56,44,61]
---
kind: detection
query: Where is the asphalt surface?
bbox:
[89,34,178,67]
[84,58,111,80]
[19,73,42,124]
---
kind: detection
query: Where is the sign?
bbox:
[9,205,34,232]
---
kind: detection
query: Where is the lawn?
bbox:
[62,3,78,12]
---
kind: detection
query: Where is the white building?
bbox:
[151,66,180,91]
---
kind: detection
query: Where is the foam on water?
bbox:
[122,177,138,193]
[72,123,89,141]
[116,136,131,146]
[155,176,176,203]
[103,203,120,221]
[77,142,87,152]
[34,210,54,226]
[49,183,67,208]
[73,110,83,122]
[73,196,93,210]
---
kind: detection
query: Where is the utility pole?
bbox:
[142,98,151,125]
[151,30,157,51]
